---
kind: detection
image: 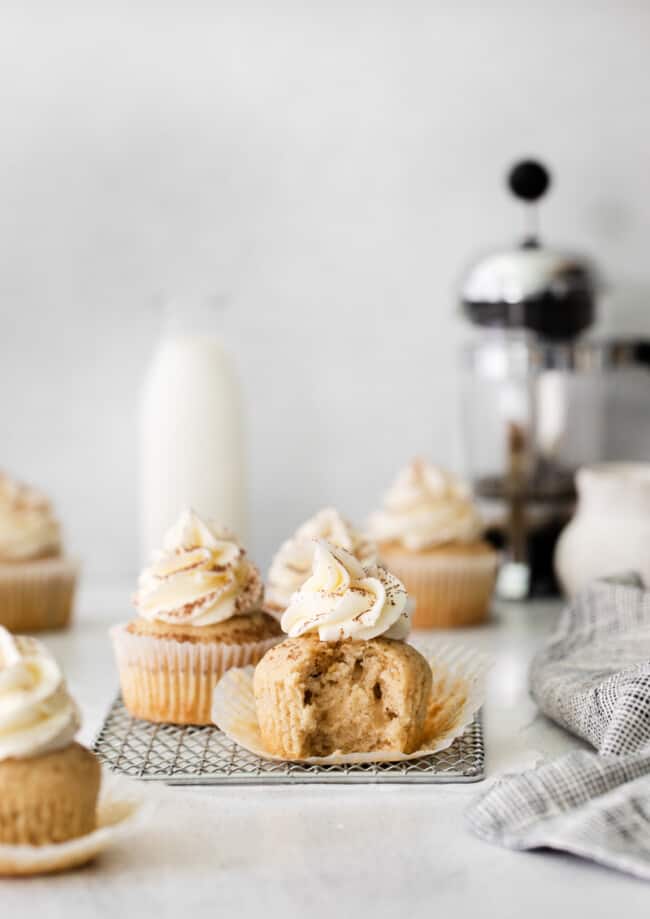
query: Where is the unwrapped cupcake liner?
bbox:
[381,547,498,629]
[0,557,79,632]
[111,624,281,725]
[212,642,491,764]
[0,772,148,876]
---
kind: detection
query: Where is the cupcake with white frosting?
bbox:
[0,627,100,846]
[111,509,282,725]
[0,472,78,631]
[253,540,432,758]
[367,459,497,628]
[265,507,377,617]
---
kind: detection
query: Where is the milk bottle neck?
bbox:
[159,296,224,340]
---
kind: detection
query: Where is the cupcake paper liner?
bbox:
[212,643,491,764]
[111,624,281,725]
[380,547,498,629]
[0,772,148,876]
[0,557,79,632]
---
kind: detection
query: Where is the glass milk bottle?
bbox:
[139,298,248,560]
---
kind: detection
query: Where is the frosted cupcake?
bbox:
[254,540,432,758]
[367,459,497,628]
[0,627,100,846]
[265,507,377,617]
[112,509,282,725]
[0,472,78,631]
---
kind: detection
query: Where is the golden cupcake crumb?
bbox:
[254,633,432,757]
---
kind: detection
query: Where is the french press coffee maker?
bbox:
[460,160,650,599]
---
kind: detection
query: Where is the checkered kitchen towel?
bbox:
[467,573,650,880]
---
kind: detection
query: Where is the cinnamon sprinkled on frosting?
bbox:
[0,472,61,562]
[0,627,80,760]
[367,459,483,551]
[281,540,410,642]
[266,508,377,612]
[134,509,263,627]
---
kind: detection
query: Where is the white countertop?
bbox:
[3,586,647,915]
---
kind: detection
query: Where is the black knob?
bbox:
[508,159,551,202]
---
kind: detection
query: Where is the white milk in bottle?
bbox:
[139,300,247,560]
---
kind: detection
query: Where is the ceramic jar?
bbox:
[554,463,650,597]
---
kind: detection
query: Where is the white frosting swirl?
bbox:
[281,540,409,642]
[266,508,377,612]
[367,459,484,551]
[0,472,61,562]
[0,627,80,761]
[134,509,263,627]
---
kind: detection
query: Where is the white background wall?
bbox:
[2,1,650,585]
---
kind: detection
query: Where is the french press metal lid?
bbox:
[462,160,599,341]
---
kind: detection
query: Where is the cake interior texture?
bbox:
[254,634,432,757]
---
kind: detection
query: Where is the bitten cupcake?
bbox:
[112,509,282,725]
[367,459,498,629]
[0,627,100,846]
[254,540,432,758]
[0,472,78,631]
[265,507,377,617]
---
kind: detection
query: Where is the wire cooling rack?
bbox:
[93,695,485,785]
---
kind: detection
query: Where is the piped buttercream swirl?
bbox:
[281,540,410,642]
[0,627,80,761]
[367,459,484,551]
[266,508,377,612]
[134,509,263,627]
[0,472,61,562]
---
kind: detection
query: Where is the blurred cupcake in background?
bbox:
[0,473,78,631]
[0,627,100,847]
[265,507,377,617]
[112,509,281,725]
[367,459,497,628]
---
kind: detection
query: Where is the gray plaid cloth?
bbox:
[466,573,650,880]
